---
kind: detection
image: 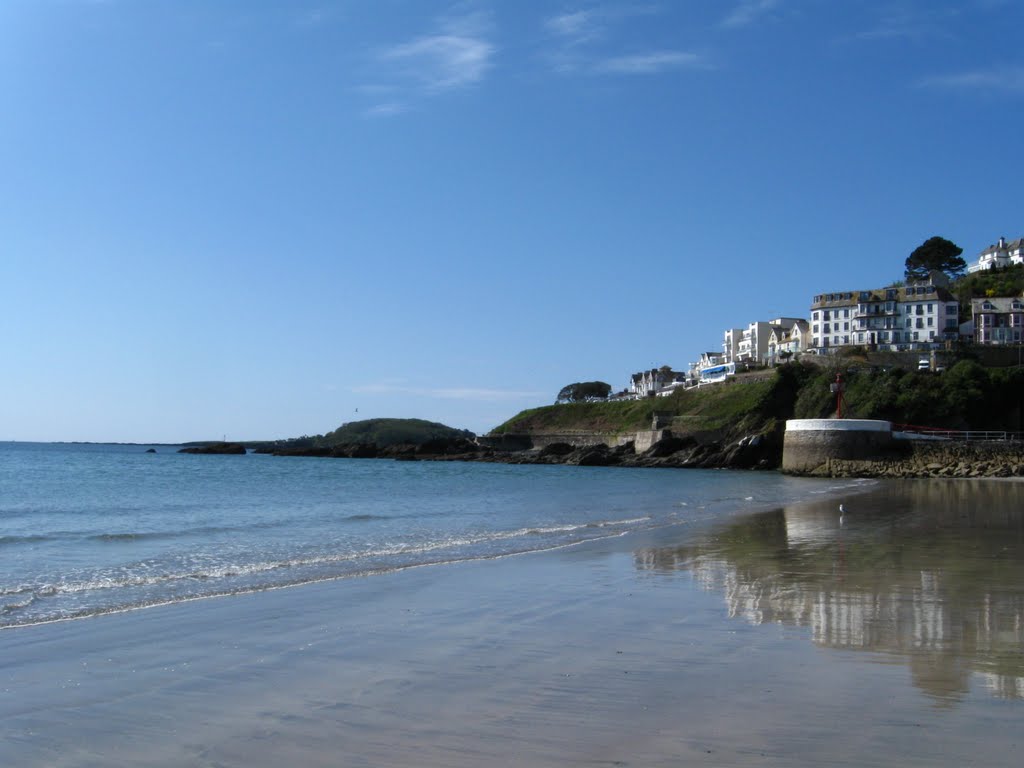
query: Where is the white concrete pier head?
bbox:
[782,419,893,474]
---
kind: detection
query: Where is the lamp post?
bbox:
[830,373,846,419]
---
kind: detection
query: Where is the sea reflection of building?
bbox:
[634,481,1024,702]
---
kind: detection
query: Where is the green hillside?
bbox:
[492,361,1024,439]
[952,264,1024,320]
[492,370,793,440]
[318,418,473,447]
[251,418,474,451]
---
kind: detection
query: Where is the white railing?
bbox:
[895,425,1024,442]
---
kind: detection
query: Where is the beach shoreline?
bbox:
[2,477,1022,767]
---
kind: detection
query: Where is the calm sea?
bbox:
[0,442,863,627]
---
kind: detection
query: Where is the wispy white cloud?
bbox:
[722,0,779,29]
[542,5,704,76]
[383,33,494,92]
[544,10,601,46]
[363,102,409,119]
[919,68,1024,92]
[851,4,960,43]
[352,383,545,402]
[380,12,494,93]
[596,50,703,74]
[361,11,494,116]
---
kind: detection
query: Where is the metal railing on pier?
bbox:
[894,424,1024,442]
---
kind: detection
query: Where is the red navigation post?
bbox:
[830,373,846,419]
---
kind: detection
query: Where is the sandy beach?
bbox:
[2,478,1022,767]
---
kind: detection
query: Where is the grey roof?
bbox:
[971,295,1024,313]
[978,237,1024,256]
[812,282,956,308]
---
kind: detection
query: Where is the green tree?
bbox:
[905,236,966,281]
[556,381,612,404]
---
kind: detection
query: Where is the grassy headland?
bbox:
[492,359,1024,442]
[492,369,793,442]
[249,418,474,453]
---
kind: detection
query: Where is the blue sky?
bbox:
[1,0,1022,442]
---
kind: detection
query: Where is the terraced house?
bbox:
[972,295,1024,345]
[810,272,959,353]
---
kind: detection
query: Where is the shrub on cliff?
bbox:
[556,381,612,403]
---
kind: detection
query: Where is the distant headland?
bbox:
[180,360,1022,478]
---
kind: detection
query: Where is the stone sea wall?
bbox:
[802,440,1024,479]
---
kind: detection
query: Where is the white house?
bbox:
[630,368,685,397]
[688,352,726,386]
[766,319,810,364]
[809,272,959,352]
[967,236,1024,274]
[727,317,804,365]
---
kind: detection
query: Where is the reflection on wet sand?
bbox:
[636,479,1024,704]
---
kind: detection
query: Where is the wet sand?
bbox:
[1,479,1022,766]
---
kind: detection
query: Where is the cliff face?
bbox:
[485,367,807,470]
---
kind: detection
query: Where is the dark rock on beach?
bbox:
[178,442,247,455]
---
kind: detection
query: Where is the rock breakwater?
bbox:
[802,440,1024,479]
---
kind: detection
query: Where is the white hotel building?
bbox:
[810,273,959,352]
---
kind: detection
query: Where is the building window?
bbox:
[927,317,933,327]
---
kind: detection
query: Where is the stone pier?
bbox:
[782,419,893,475]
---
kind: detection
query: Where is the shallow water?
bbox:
[1,475,1021,766]
[0,442,864,626]
[634,479,1024,705]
